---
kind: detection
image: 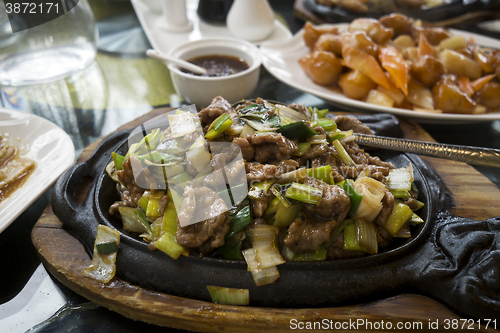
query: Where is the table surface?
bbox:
[1,1,499,332]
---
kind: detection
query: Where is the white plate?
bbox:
[0,109,75,234]
[260,23,500,124]
[131,0,292,55]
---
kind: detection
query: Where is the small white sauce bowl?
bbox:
[168,37,262,108]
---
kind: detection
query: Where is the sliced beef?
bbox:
[283,213,337,253]
[333,115,373,134]
[275,159,299,176]
[109,156,146,216]
[245,162,276,182]
[175,182,230,250]
[232,137,254,161]
[373,191,395,228]
[246,133,298,163]
[302,177,351,221]
[198,96,231,126]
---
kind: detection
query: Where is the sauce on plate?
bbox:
[182,55,249,77]
[0,134,36,203]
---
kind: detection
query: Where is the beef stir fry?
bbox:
[107,97,424,286]
[300,13,500,114]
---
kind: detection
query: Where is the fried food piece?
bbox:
[338,69,377,100]
[299,50,342,86]
[379,13,413,37]
[432,75,476,113]
[348,18,394,44]
[411,55,444,88]
[303,22,339,51]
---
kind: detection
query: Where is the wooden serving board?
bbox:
[32,107,500,332]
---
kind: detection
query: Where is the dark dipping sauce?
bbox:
[181,55,249,77]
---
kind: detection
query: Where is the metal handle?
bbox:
[355,134,500,168]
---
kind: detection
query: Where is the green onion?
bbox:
[111,152,125,171]
[277,121,319,141]
[225,205,252,239]
[96,241,119,255]
[205,114,233,140]
[216,239,244,260]
[342,179,363,218]
[309,107,329,119]
[410,213,424,224]
[242,248,280,286]
[137,194,149,212]
[82,225,121,283]
[162,189,178,234]
[332,140,355,166]
[355,218,378,254]
[390,189,411,199]
[145,191,165,218]
[395,225,411,238]
[247,179,274,200]
[206,286,249,305]
[413,200,425,211]
[154,231,188,259]
[307,165,334,185]
[285,183,322,205]
[271,184,291,208]
[249,225,285,269]
[273,202,302,227]
[264,196,280,216]
[387,164,414,191]
[292,142,311,157]
[168,172,193,186]
[316,118,337,132]
[384,202,413,236]
[291,245,328,261]
[343,222,369,252]
[119,207,152,235]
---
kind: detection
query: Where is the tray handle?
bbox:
[52,130,129,252]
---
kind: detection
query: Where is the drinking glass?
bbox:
[0,0,98,86]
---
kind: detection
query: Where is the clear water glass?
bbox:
[0,0,97,86]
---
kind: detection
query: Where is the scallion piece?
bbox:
[316,118,337,132]
[355,218,378,254]
[154,231,189,259]
[390,189,411,199]
[216,239,244,260]
[273,202,302,227]
[291,246,327,261]
[384,202,413,236]
[146,191,165,218]
[249,225,285,269]
[242,248,280,286]
[205,113,233,140]
[119,207,152,235]
[292,142,311,157]
[387,164,414,191]
[307,165,334,185]
[410,213,424,224]
[82,225,120,283]
[96,241,119,254]
[111,152,125,171]
[285,183,322,205]
[264,196,280,216]
[225,205,252,240]
[277,121,319,141]
[271,184,291,208]
[342,179,363,218]
[247,179,274,200]
[332,140,355,166]
[206,286,250,306]
[343,222,369,253]
[162,190,178,234]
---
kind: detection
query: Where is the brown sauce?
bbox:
[0,135,36,203]
[182,55,249,77]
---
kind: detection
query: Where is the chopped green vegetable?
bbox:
[205,113,233,140]
[225,205,252,239]
[264,196,280,216]
[154,231,189,259]
[242,249,280,287]
[307,165,334,185]
[277,121,319,141]
[342,179,363,218]
[273,202,302,227]
[137,194,149,212]
[355,218,378,254]
[390,189,411,199]
[146,191,165,218]
[111,152,125,171]
[82,225,120,283]
[162,190,178,234]
[247,179,274,200]
[285,183,322,205]
[271,184,291,208]
[332,140,355,166]
[249,225,285,269]
[118,207,152,235]
[315,118,337,132]
[293,142,311,157]
[291,245,327,261]
[206,285,250,305]
[387,164,414,191]
[216,240,244,260]
[96,241,119,254]
[384,202,413,236]
[343,222,369,253]
[410,213,424,224]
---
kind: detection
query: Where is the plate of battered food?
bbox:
[0,109,74,233]
[260,13,500,123]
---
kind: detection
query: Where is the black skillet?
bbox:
[52,111,500,321]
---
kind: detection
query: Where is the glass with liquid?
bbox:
[0,0,97,86]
